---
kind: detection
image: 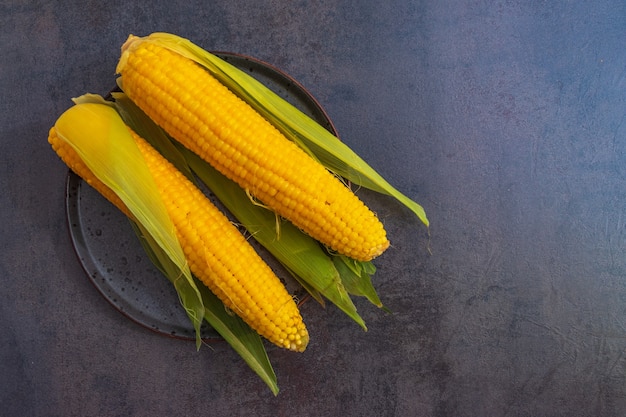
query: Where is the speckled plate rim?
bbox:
[64,51,339,343]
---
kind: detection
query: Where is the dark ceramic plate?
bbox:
[65,52,337,341]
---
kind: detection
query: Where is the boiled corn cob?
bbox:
[116,35,390,262]
[48,113,309,352]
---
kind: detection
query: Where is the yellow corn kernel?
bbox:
[48,125,309,352]
[117,37,390,262]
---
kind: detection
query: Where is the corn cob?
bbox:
[116,36,390,262]
[49,120,309,352]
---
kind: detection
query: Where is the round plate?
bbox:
[65,52,338,341]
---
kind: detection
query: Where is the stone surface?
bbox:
[2,1,626,416]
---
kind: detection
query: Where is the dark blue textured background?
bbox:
[2,1,626,415]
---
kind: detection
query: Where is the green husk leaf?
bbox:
[333,256,384,308]
[54,100,205,348]
[198,282,279,396]
[130,32,428,227]
[131,221,279,395]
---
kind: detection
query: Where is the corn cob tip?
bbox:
[294,336,309,353]
[369,240,390,261]
[117,34,142,74]
[287,327,309,352]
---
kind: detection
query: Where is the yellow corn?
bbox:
[48,124,309,352]
[116,36,390,262]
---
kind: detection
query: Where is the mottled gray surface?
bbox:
[2,1,626,416]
